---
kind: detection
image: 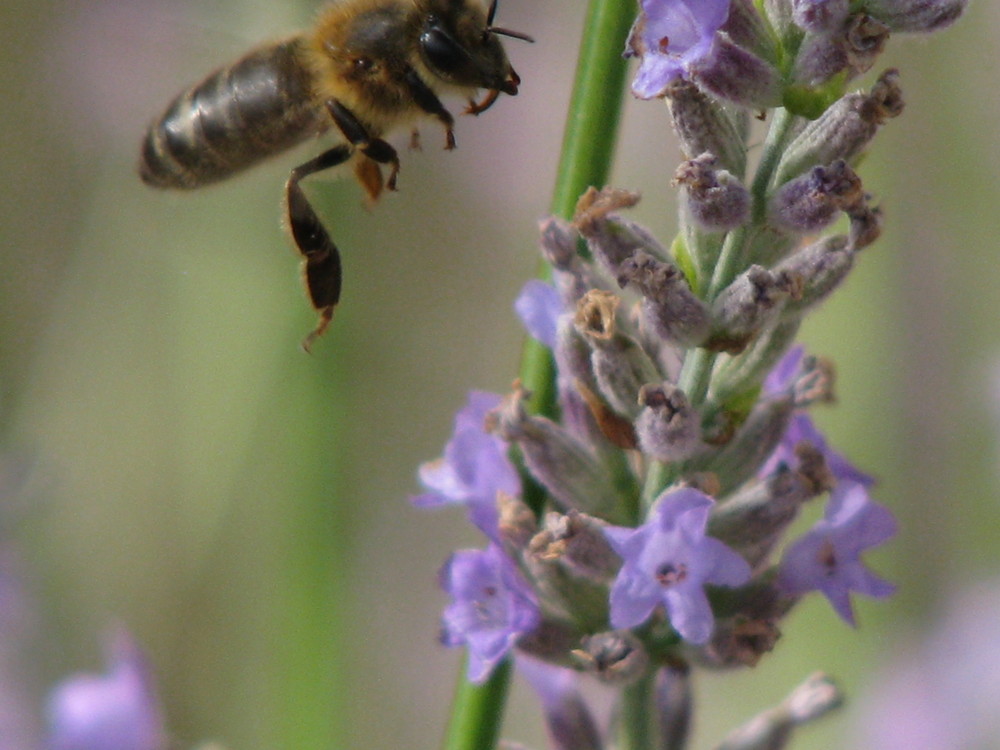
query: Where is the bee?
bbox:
[139,0,531,350]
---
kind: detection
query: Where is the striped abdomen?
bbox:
[140,38,328,189]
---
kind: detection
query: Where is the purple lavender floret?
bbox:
[762,347,875,486]
[761,412,876,487]
[762,345,805,395]
[778,481,897,625]
[627,0,732,99]
[440,544,541,683]
[603,488,751,644]
[515,280,563,350]
[46,632,166,750]
[413,391,521,541]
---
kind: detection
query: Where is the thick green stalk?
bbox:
[441,1,634,749]
[443,658,512,750]
[620,670,656,750]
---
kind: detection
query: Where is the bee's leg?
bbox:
[326,99,401,190]
[286,143,353,352]
[402,68,456,150]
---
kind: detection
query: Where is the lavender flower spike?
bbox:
[46,631,167,750]
[626,0,731,99]
[440,544,542,683]
[779,482,897,625]
[412,391,522,542]
[603,488,751,644]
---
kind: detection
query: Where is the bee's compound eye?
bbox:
[420,23,470,76]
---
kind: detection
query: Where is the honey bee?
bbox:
[139,0,531,350]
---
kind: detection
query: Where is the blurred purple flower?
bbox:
[603,488,751,643]
[515,280,562,350]
[412,391,521,541]
[854,581,1000,749]
[626,0,732,99]
[440,544,541,683]
[778,482,896,625]
[46,632,166,750]
[518,655,604,750]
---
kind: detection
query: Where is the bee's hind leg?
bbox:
[326,99,401,192]
[285,143,353,352]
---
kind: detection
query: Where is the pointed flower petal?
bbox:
[604,487,750,643]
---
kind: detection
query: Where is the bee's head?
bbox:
[418,0,532,96]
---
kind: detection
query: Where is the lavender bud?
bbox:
[655,665,692,750]
[573,187,659,275]
[866,0,967,32]
[617,251,711,348]
[701,396,796,494]
[674,154,751,232]
[634,383,704,462]
[666,78,748,178]
[775,235,855,319]
[774,69,904,185]
[844,14,891,76]
[574,377,640,450]
[763,0,795,32]
[539,217,603,306]
[553,318,610,446]
[490,387,622,519]
[528,510,620,583]
[769,160,864,233]
[497,492,539,552]
[690,36,784,109]
[847,199,883,249]
[709,319,802,405]
[724,0,781,62]
[793,11,888,84]
[525,549,614,633]
[793,31,849,85]
[539,215,579,268]
[575,291,663,419]
[716,673,844,749]
[700,614,784,669]
[793,0,849,30]
[709,455,829,568]
[708,266,802,355]
[517,619,589,664]
[573,631,650,685]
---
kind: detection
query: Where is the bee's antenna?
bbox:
[485,0,534,43]
[488,26,535,43]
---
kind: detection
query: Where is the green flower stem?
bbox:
[620,670,657,750]
[749,107,795,222]
[642,108,799,505]
[441,1,634,749]
[548,0,635,221]
[443,658,513,750]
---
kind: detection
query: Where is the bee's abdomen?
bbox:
[140,38,327,189]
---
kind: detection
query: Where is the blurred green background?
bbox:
[1,0,999,748]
